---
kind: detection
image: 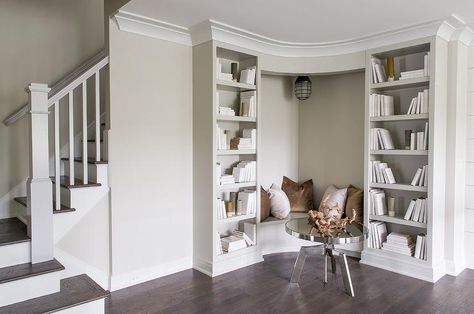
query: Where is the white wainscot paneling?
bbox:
[467,186,474,209]
[468,115,474,139]
[467,140,474,162]
[466,209,474,233]
[468,93,474,116]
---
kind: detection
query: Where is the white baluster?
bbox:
[95,71,100,161]
[82,81,88,184]
[68,91,74,186]
[54,102,61,211]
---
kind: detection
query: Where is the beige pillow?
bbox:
[260,186,271,222]
[319,185,347,219]
[345,185,363,223]
[268,184,291,219]
[281,176,314,212]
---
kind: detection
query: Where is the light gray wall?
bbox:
[298,72,365,205]
[260,75,299,188]
[108,19,193,285]
[466,45,474,269]
[0,0,104,211]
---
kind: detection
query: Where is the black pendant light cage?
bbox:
[294,76,312,101]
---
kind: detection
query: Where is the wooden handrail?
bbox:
[2,50,108,126]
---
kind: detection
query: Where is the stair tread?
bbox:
[0,218,29,247]
[0,274,107,314]
[14,197,76,214]
[61,157,107,165]
[51,176,101,189]
[86,139,103,143]
[0,259,64,284]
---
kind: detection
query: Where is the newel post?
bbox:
[26,83,54,263]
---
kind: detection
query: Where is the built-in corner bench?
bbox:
[259,213,363,257]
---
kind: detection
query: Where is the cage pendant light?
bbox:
[294,76,312,101]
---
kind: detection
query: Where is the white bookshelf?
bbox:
[361,38,448,282]
[193,42,262,277]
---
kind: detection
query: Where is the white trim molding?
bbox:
[113,11,473,57]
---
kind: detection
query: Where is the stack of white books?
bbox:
[410,165,428,187]
[221,235,248,253]
[240,91,257,117]
[399,69,425,80]
[369,189,387,215]
[217,198,228,220]
[423,53,430,76]
[217,59,233,81]
[237,190,257,215]
[220,175,235,185]
[369,94,394,117]
[406,89,429,114]
[415,234,427,260]
[382,232,415,256]
[371,57,387,83]
[370,161,397,184]
[232,161,256,183]
[404,198,428,224]
[239,66,256,85]
[216,233,224,255]
[243,129,256,149]
[232,230,255,246]
[370,128,395,150]
[216,125,229,150]
[219,106,235,116]
[408,123,428,150]
[368,221,387,249]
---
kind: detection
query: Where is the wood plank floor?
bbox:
[106,252,474,314]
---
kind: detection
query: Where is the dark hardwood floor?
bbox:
[106,252,474,314]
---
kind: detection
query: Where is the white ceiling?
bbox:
[122,0,474,44]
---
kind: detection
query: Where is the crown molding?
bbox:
[113,11,472,56]
[114,10,192,46]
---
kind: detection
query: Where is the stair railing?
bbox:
[10,50,108,263]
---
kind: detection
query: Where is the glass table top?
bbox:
[285,217,368,245]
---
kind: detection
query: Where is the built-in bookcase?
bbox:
[361,38,448,282]
[193,42,263,277]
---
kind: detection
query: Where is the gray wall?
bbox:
[108,19,193,288]
[298,72,365,205]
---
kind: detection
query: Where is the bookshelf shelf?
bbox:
[370,150,428,156]
[369,214,427,229]
[217,149,256,155]
[217,182,256,190]
[217,213,256,224]
[369,76,429,91]
[217,79,256,91]
[216,115,256,122]
[370,183,428,192]
[370,114,429,122]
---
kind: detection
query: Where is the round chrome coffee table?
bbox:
[285,218,368,297]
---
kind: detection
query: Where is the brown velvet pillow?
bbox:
[345,185,363,223]
[281,176,314,212]
[260,186,271,222]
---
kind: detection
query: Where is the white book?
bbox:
[384,168,397,184]
[421,236,426,260]
[411,168,423,186]
[416,92,422,114]
[410,132,416,150]
[404,200,416,220]
[221,236,247,252]
[415,235,423,259]
[407,98,415,115]
[423,166,428,187]
[379,129,395,150]
[419,166,426,186]
[422,89,429,113]
[376,223,388,249]
[412,199,423,222]
[424,122,429,150]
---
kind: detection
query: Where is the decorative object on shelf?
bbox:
[405,130,412,150]
[281,176,314,212]
[226,201,234,218]
[231,62,238,81]
[294,76,312,100]
[387,197,395,217]
[307,206,357,238]
[386,56,395,81]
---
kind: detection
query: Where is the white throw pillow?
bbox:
[319,185,348,219]
[268,184,291,219]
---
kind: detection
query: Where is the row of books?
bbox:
[415,234,427,260]
[240,91,257,118]
[370,161,396,184]
[371,57,387,84]
[369,94,394,117]
[368,221,387,249]
[230,129,256,150]
[404,198,428,224]
[369,189,387,216]
[407,89,429,114]
[411,165,428,187]
[381,232,415,256]
[371,52,429,84]
[232,161,256,183]
[370,128,395,150]
[406,123,428,150]
[216,125,230,150]
[238,190,257,215]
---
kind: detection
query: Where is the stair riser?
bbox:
[0,270,61,307]
[0,242,30,268]
[55,298,105,314]
[63,162,108,186]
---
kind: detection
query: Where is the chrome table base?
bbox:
[290,244,355,297]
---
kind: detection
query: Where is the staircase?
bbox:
[0,51,109,312]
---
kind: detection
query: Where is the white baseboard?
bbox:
[445,259,466,276]
[110,256,192,291]
[193,257,212,277]
[54,247,110,290]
